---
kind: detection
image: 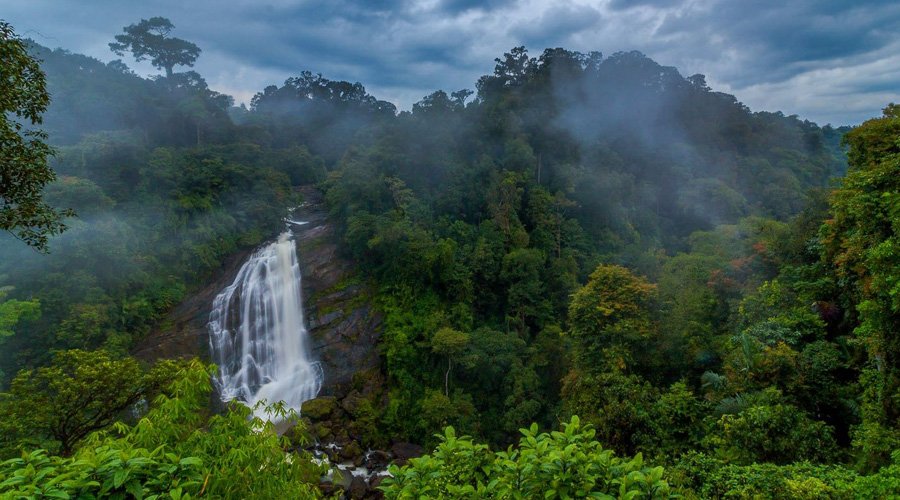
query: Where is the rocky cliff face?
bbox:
[132,248,251,362]
[292,186,382,396]
[133,186,382,399]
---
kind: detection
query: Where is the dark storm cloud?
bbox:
[205,1,482,93]
[512,4,603,48]
[655,0,900,86]
[438,0,521,14]
[3,0,899,125]
[607,0,684,10]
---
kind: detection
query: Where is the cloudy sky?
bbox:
[4,0,900,125]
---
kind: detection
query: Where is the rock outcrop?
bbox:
[293,186,382,396]
[132,248,252,362]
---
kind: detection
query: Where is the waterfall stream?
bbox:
[208,231,323,418]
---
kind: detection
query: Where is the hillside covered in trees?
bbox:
[1,18,898,498]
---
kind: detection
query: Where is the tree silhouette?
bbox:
[109,17,200,79]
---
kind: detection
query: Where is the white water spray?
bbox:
[208,231,323,418]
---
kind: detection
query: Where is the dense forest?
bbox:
[1,18,899,498]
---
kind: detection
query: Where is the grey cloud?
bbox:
[437,0,521,14]
[655,0,900,85]
[512,4,604,47]
[3,0,899,125]
[607,0,684,10]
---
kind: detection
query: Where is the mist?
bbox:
[0,35,851,380]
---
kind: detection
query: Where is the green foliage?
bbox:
[0,360,327,499]
[671,450,900,499]
[0,287,40,341]
[708,389,839,465]
[418,389,479,442]
[431,327,471,397]
[567,264,657,371]
[431,327,470,357]
[561,370,658,455]
[0,447,204,499]
[821,104,900,469]
[670,452,858,499]
[851,450,900,499]
[644,382,709,457]
[0,21,72,250]
[382,416,673,499]
[0,349,181,456]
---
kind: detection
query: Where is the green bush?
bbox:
[381,415,673,499]
[0,360,327,499]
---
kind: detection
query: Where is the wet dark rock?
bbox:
[348,476,368,499]
[369,475,386,499]
[341,440,363,461]
[365,450,392,470]
[302,396,338,421]
[390,442,425,466]
[295,186,382,398]
[334,428,351,446]
[323,446,340,463]
[318,480,338,497]
[341,390,365,415]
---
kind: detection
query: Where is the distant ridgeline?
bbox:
[11,40,900,499]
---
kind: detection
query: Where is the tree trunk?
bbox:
[445,358,451,397]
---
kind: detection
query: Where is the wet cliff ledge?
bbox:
[133,185,382,398]
[293,185,382,396]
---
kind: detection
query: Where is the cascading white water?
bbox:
[208,231,323,419]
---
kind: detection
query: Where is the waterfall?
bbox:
[208,231,323,419]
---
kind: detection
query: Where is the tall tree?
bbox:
[0,21,72,251]
[109,17,200,79]
[0,350,180,456]
[822,103,900,469]
[567,264,657,371]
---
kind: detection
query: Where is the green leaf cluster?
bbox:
[382,416,672,499]
[0,359,327,499]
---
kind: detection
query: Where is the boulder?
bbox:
[390,442,425,466]
[341,390,365,416]
[341,440,363,461]
[369,475,387,498]
[365,450,392,470]
[315,423,334,441]
[348,476,368,499]
[318,480,338,497]
[301,396,338,421]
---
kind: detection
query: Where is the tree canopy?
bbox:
[2,33,899,498]
[0,21,72,251]
[109,17,200,79]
